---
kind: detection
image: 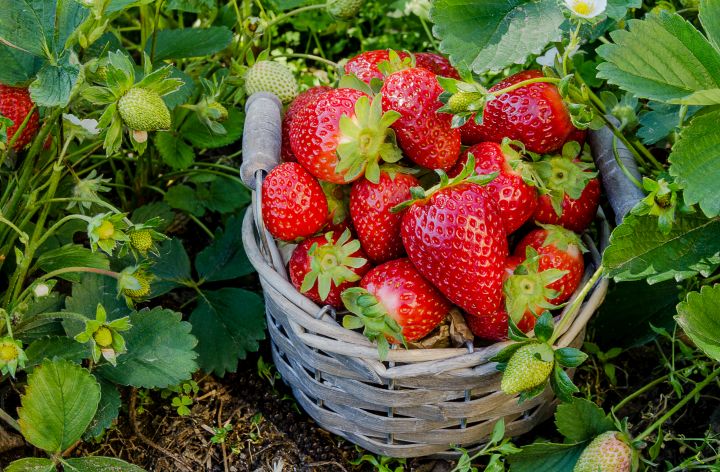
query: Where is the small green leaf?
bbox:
[431,0,564,75]
[554,348,587,368]
[37,245,110,283]
[506,442,585,472]
[669,110,720,218]
[5,458,56,472]
[534,312,554,342]
[164,184,205,216]
[29,53,81,107]
[195,213,254,282]
[148,27,233,61]
[18,359,100,453]
[554,397,615,443]
[84,380,121,440]
[190,288,266,376]
[603,213,720,283]
[150,238,192,296]
[155,132,195,170]
[676,284,720,362]
[24,336,89,367]
[62,457,146,471]
[182,107,244,149]
[550,366,578,403]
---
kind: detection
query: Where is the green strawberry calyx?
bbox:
[300,229,367,301]
[376,49,415,76]
[0,335,27,378]
[532,155,597,217]
[335,94,403,184]
[341,286,406,360]
[537,223,588,253]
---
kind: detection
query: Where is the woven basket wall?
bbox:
[240,92,611,458]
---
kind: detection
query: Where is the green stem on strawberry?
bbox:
[612,135,644,190]
[548,265,604,345]
[634,366,720,442]
[0,407,20,433]
[490,77,562,97]
[0,104,37,167]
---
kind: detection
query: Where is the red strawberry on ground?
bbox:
[449,141,538,234]
[381,66,461,170]
[281,86,332,162]
[414,52,460,79]
[397,156,508,317]
[342,258,451,357]
[262,162,329,242]
[532,155,601,233]
[0,85,39,151]
[289,229,371,309]
[350,168,419,264]
[472,70,577,154]
[512,224,586,306]
[289,88,402,184]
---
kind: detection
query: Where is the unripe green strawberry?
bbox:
[245,61,298,104]
[118,88,171,131]
[501,343,554,395]
[122,271,151,299]
[447,91,483,113]
[129,229,153,253]
[574,431,632,472]
[93,326,114,347]
[208,102,228,122]
[327,0,364,20]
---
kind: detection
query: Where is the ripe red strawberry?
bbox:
[414,53,460,79]
[350,169,419,263]
[262,163,328,242]
[448,142,538,234]
[465,256,537,342]
[281,86,332,162]
[0,85,39,151]
[344,50,398,84]
[342,258,451,350]
[381,67,461,170]
[472,70,577,154]
[289,229,371,308]
[398,163,508,317]
[512,224,585,306]
[532,156,601,233]
[289,88,402,184]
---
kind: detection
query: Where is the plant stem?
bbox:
[419,16,438,51]
[0,407,20,433]
[263,3,327,31]
[0,105,37,167]
[279,53,339,69]
[14,267,121,309]
[491,77,562,97]
[549,266,604,345]
[635,366,720,442]
[612,374,670,413]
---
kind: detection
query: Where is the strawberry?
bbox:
[118,88,171,131]
[397,159,508,317]
[262,162,328,242]
[565,128,588,148]
[281,86,332,162]
[327,0,364,20]
[533,155,601,233]
[350,169,419,263]
[500,342,554,395]
[414,53,460,79]
[448,142,538,234]
[512,224,586,306]
[122,270,152,299]
[244,60,299,104]
[381,66,461,170]
[289,88,402,184]
[465,256,537,342]
[289,229,371,308]
[574,431,633,472]
[342,258,451,349]
[472,70,577,154]
[0,85,39,151]
[129,229,153,253]
[344,50,408,85]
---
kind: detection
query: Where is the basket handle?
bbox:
[240,92,283,190]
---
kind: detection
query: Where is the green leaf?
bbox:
[195,213,253,282]
[164,184,205,216]
[29,52,81,107]
[597,13,720,105]
[62,457,146,471]
[602,213,720,283]
[83,380,121,440]
[190,288,265,376]
[700,0,720,51]
[24,336,89,367]
[131,201,175,231]
[18,359,100,453]
[555,397,615,443]
[676,284,720,362]
[5,458,56,472]
[669,110,720,218]
[150,238,192,296]
[162,67,194,110]
[148,27,232,61]
[431,0,564,74]
[36,244,110,283]
[507,442,585,472]
[165,0,215,12]
[550,366,578,403]
[606,0,641,20]
[0,44,44,86]
[155,132,195,170]
[593,280,681,348]
[182,106,244,149]
[97,308,198,388]
[554,348,587,368]
[63,273,132,337]
[637,102,700,145]
[204,177,251,214]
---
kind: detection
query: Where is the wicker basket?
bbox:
[240,92,611,458]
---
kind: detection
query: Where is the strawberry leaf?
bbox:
[555,397,615,443]
[147,27,232,61]
[550,366,579,403]
[700,0,720,51]
[149,238,192,297]
[62,457,145,471]
[195,213,254,282]
[534,312,554,343]
[4,458,56,472]
[83,380,121,440]
[554,348,587,368]
[676,284,720,363]
[506,442,585,472]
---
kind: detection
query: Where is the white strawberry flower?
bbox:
[564,0,607,18]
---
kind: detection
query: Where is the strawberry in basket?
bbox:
[341,258,451,358]
[281,86,332,162]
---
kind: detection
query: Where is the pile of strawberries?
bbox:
[261,50,600,355]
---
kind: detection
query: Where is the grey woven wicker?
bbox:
[240,92,612,458]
